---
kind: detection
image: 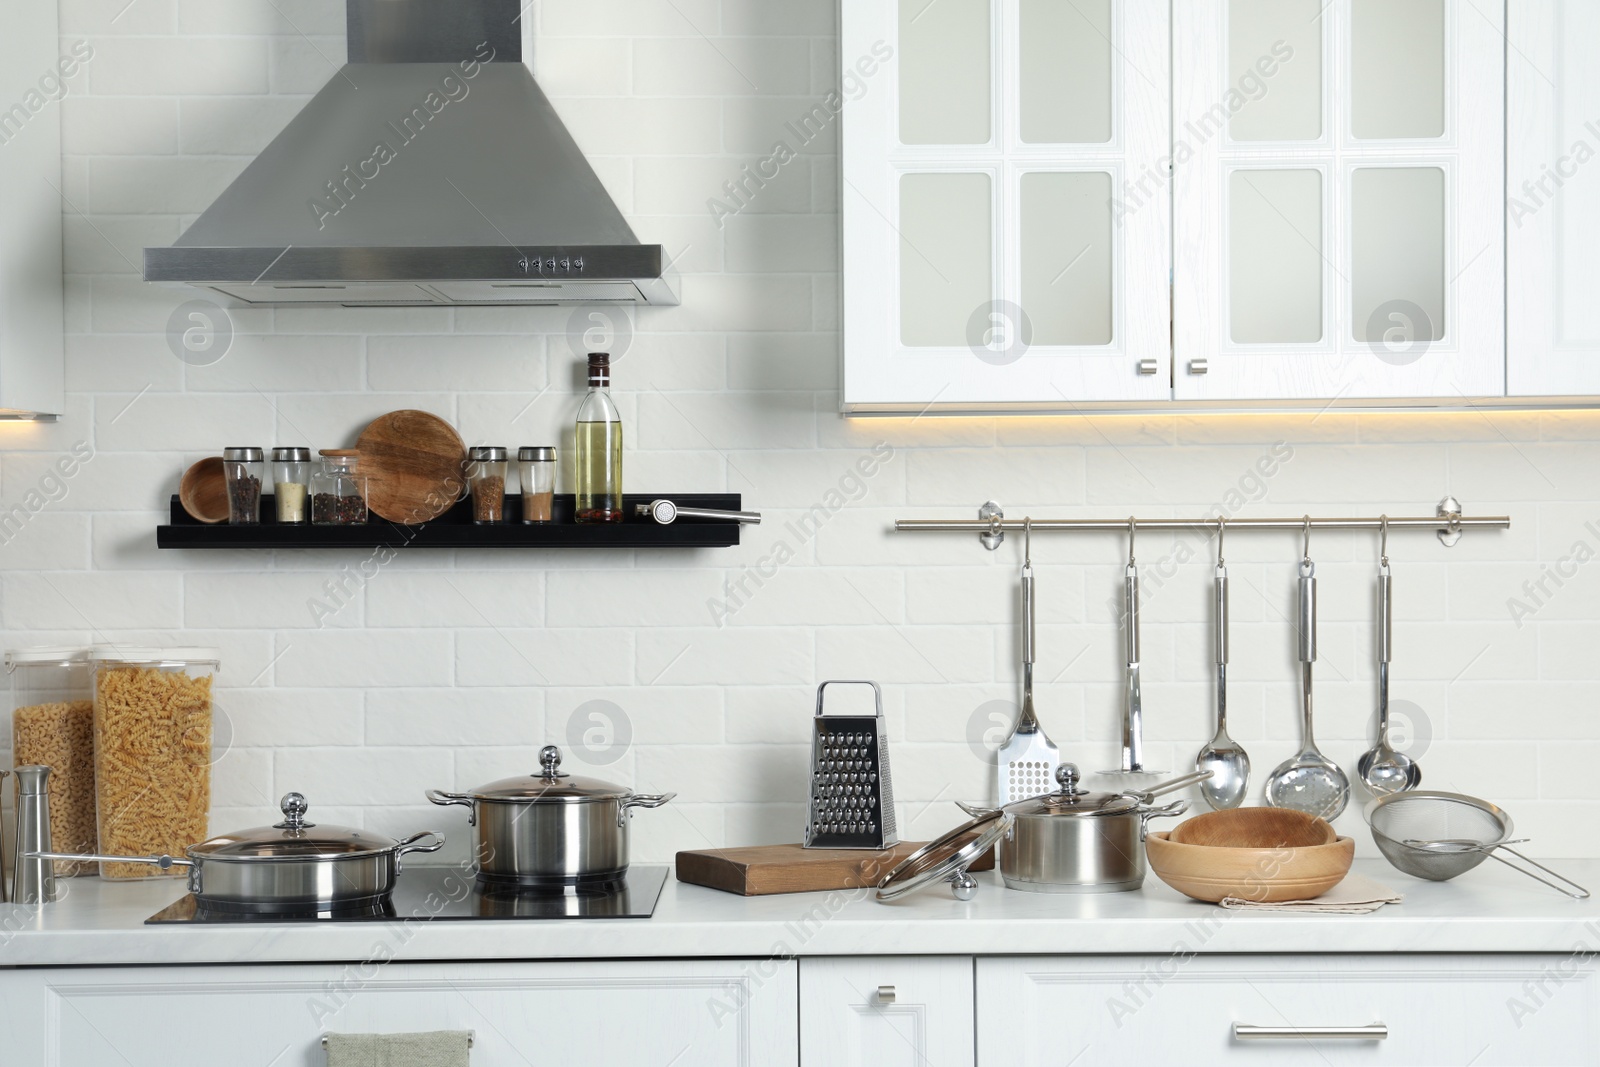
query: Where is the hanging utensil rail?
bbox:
[893,497,1506,549]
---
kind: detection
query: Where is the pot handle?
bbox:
[392,831,445,873]
[425,789,478,827]
[618,792,676,826]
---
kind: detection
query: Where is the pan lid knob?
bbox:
[1055,764,1086,796]
[274,792,315,831]
[538,745,571,780]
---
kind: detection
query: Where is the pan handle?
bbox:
[392,831,445,872]
[1138,769,1214,801]
[425,789,478,827]
[25,850,193,870]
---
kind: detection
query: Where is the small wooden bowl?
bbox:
[1148,809,1353,903]
[179,457,228,524]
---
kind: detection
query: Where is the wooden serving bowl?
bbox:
[1147,808,1353,903]
[179,457,229,524]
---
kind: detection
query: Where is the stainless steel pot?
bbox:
[962,765,1202,893]
[427,745,674,887]
[31,793,443,912]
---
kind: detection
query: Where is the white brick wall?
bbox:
[3,0,1599,866]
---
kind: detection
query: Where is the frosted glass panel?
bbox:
[900,173,992,346]
[1352,167,1445,343]
[899,0,991,145]
[1558,4,1600,343]
[1020,0,1112,144]
[1351,0,1444,139]
[1227,0,1323,141]
[1229,169,1323,343]
[1021,172,1113,345]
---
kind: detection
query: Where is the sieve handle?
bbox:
[1483,845,1591,900]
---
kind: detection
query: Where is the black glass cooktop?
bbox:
[145,865,668,924]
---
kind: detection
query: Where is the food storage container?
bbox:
[6,647,96,876]
[88,646,220,880]
[518,446,556,523]
[271,446,311,524]
[469,446,508,524]
[311,449,368,525]
[222,447,264,525]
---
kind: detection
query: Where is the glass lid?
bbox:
[876,807,1012,902]
[187,793,404,859]
[468,745,631,802]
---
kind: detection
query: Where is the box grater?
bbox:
[803,680,898,850]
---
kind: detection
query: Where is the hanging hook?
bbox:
[1216,515,1227,568]
[1127,516,1137,567]
[1302,515,1312,563]
[1380,515,1390,570]
[1023,516,1032,568]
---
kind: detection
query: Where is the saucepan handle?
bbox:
[425,789,478,827]
[618,792,676,826]
[392,831,446,872]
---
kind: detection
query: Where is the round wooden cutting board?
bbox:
[355,410,467,524]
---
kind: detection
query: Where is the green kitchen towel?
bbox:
[323,1030,471,1067]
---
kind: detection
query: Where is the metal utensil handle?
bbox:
[1214,566,1228,666]
[1379,567,1392,666]
[1483,844,1591,899]
[25,851,193,869]
[1140,769,1214,800]
[1124,563,1140,663]
[1298,564,1317,663]
[815,680,885,719]
[665,505,762,523]
[1022,561,1035,668]
[1234,1024,1387,1041]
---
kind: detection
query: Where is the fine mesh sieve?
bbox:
[1364,791,1589,899]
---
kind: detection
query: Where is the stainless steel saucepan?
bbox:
[427,745,674,887]
[30,793,443,912]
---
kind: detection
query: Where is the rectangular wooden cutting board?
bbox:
[676,842,995,896]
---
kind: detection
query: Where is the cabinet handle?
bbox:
[875,985,896,1004]
[1233,1024,1387,1041]
[1188,358,1208,375]
[1137,359,1159,375]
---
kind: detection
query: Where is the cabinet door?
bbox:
[1508,0,1600,396]
[800,956,973,1067]
[977,954,1598,1066]
[1173,0,1505,401]
[841,0,1171,413]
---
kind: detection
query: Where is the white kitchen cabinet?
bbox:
[841,0,1173,412]
[800,956,974,1067]
[977,954,1599,1066]
[0,0,66,417]
[1507,0,1600,396]
[1173,0,1506,402]
[0,959,799,1067]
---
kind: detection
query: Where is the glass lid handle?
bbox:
[273,792,315,830]
[538,745,571,780]
[1055,763,1086,796]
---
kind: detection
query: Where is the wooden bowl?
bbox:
[179,457,228,524]
[1147,809,1353,903]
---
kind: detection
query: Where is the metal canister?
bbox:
[14,765,57,904]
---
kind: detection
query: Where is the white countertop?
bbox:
[2,859,1596,968]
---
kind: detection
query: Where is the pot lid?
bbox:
[876,808,1011,902]
[466,745,632,802]
[1005,765,1145,818]
[187,793,405,860]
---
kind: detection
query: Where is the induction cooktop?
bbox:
[145,865,668,924]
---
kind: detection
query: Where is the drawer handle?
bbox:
[322,1031,474,1049]
[1234,1024,1387,1042]
[876,985,896,1004]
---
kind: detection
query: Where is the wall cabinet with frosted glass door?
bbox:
[1173,0,1506,402]
[1507,0,1600,397]
[840,0,1172,412]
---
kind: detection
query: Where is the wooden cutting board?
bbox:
[676,842,995,897]
[355,410,467,523]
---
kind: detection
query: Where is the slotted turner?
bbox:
[998,523,1060,804]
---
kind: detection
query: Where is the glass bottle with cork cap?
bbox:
[573,352,623,524]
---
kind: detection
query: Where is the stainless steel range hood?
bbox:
[144,0,677,307]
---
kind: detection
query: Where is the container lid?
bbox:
[223,447,264,461]
[466,745,632,802]
[876,808,1011,901]
[187,793,407,860]
[469,446,508,462]
[88,645,222,666]
[5,646,90,670]
[319,448,359,457]
[272,446,311,461]
[518,446,557,461]
[1003,764,1144,818]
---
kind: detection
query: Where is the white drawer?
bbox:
[978,954,1599,1066]
[801,956,974,1067]
[0,959,798,1067]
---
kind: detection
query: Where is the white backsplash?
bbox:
[2,0,1597,866]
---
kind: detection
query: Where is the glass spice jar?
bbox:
[311,449,369,525]
[469,446,508,524]
[518,446,556,524]
[271,446,311,524]
[222,447,264,525]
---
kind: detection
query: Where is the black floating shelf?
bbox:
[157,494,745,550]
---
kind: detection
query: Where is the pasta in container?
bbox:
[88,647,220,880]
[6,648,97,877]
